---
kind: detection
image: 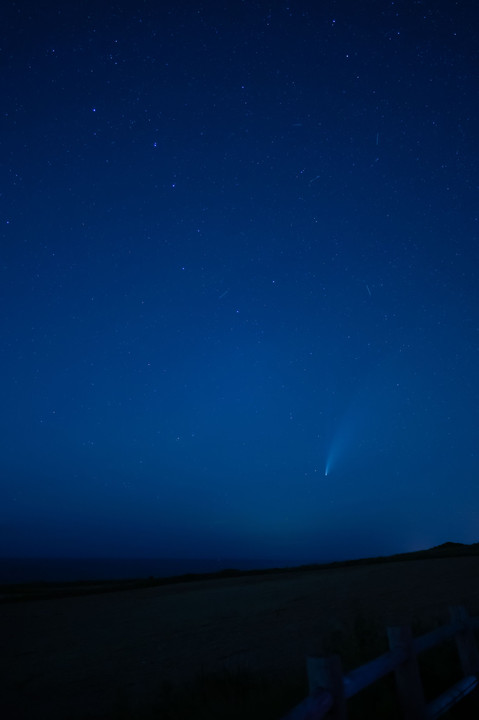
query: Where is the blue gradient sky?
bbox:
[1,0,478,564]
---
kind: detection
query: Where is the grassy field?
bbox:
[102,608,479,719]
[3,545,479,719]
[117,609,479,720]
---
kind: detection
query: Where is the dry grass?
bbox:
[3,555,479,718]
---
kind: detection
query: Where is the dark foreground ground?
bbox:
[2,554,479,719]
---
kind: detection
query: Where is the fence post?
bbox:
[388,625,427,719]
[307,655,347,720]
[449,605,479,677]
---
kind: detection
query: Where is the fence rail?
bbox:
[282,605,479,719]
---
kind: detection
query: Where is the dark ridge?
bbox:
[429,541,466,550]
[2,542,479,604]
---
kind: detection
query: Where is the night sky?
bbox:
[2,0,479,565]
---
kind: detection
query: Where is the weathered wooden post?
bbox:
[449,605,479,677]
[307,654,347,720]
[388,625,427,719]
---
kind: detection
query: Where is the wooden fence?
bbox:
[282,605,479,719]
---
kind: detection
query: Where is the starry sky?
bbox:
[1,0,479,565]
